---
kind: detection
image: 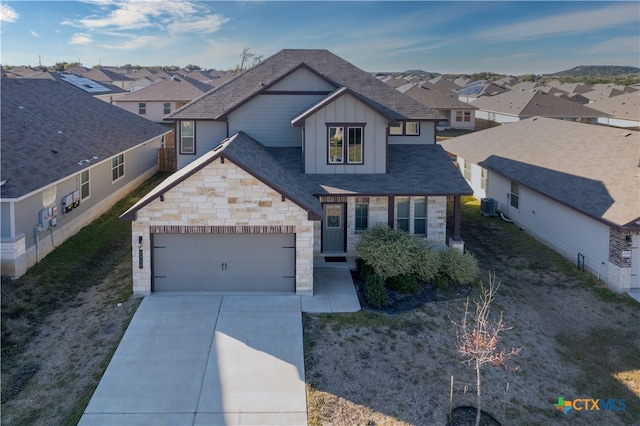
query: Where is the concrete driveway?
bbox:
[78,294,307,426]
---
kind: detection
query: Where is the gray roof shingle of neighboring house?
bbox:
[76,67,134,83]
[1,79,170,199]
[440,117,640,228]
[115,74,214,102]
[588,92,640,122]
[398,82,478,110]
[168,49,444,122]
[581,84,636,102]
[470,89,607,118]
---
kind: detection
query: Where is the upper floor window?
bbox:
[388,121,419,135]
[180,121,195,154]
[510,181,520,209]
[389,123,403,135]
[328,125,363,164]
[111,154,125,182]
[163,102,171,114]
[405,122,419,135]
[138,102,146,115]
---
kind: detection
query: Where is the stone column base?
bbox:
[449,237,465,252]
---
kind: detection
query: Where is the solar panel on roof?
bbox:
[58,74,110,93]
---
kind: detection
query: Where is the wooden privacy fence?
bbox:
[158,130,176,172]
[158,148,176,172]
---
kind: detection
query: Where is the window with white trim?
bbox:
[138,102,146,115]
[180,121,195,154]
[80,170,90,199]
[111,154,124,182]
[463,160,472,180]
[510,181,520,209]
[163,102,171,114]
[480,168,488,190]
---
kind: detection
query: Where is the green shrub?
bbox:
[386,274,418,294]
[439,247,479,284]
[366,274,388,308]
[414,246,441,282]
[433,274,451,290]
[356,224,423,280]
[356,257,375,281]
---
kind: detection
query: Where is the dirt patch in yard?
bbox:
[1,258,140,426]
[305,203,640,425]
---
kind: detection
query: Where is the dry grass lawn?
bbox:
[304,198,640,425]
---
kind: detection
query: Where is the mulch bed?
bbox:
[350,270,472,314]
[447,406,501,426]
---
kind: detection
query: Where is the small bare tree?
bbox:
[453,273,521,426]
[238,47,263,73]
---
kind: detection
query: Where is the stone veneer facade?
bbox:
[313,195,448,256]
[607,228,638,293]
[131,158,316,297]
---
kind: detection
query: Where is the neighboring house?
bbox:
[588,92,640,129]
[121,49,472,297]
[113,75,214,123]
[471,89,607,124]
[0,79,170,278]
[397,82,478,130]
[582,83,635,103]
[440,117,640,300]
[72,67,135,91]
[456,81,507,103]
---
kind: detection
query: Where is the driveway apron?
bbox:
[79,294,307,426]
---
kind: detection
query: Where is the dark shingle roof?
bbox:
[168,49,443,122]
[121,131,324,221]
[121,132,471,221]
[1,79,170,199]
[440,117,640,227]
[268,144,472,197]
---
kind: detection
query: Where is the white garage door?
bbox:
[152,233,295,292]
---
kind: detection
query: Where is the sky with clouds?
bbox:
[1,1,638,75]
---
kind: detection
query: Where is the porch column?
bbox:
[388,196,395,228]
[453,195,461,240]
[449,195,465,252]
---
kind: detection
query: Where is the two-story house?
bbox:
[121,49,472,297]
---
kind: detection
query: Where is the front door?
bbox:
[322,203,346,253]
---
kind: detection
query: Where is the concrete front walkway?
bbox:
[79,267,360,426]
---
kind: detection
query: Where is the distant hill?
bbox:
[543,65,640,84]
